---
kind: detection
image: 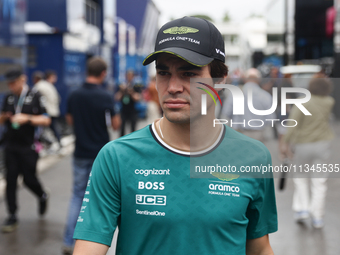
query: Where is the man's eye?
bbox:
[183,72,197,77]
[157,71,168,76]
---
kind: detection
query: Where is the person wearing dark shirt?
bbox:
[0,68,51,233]
[115,70,142,136]
[62,57,120,255]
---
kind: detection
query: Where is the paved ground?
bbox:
[0,120,339,255]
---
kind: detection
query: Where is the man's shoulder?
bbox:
[67,87,86,101]
[95,89,113,100]
[2,93,13,108]
[3,92,13,99]
[34,80,53,90]
[70,86,111,99]
[28,87,42,98]
[224,126,271,158]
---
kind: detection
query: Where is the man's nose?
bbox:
[167,74,184,94]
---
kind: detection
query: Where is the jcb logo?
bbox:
[136,195,166,206]
[138,181,165,190]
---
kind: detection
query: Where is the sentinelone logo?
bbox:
[197,82,312,128]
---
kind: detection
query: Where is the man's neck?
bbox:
[86,76,102,85]
[155,111,222,153]
[157,117,191,151]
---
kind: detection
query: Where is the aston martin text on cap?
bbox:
[143,16,225,67]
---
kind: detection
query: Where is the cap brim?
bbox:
[142,47,214,67]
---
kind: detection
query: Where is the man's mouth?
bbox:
[164,99,189,109]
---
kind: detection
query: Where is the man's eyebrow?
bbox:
[156,64,168,70]
[155,63,202,71]
[177,65,202,71]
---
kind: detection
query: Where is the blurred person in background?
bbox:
[282,75,334,228]
[32,70,44,85]
[115,70,142,136]
[34,70,62,150]
[277,73,296,153]
[145,76,160,108]
[62,57,120,255]
[222,68,275,142]
[230,68,244,86]
[143,76,162,124]
[0,68,51,233]
[261,66,279,95]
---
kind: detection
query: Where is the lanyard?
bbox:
[15,85,28,114]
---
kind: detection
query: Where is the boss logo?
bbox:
[136,195,166,205]
[138,181,165,190]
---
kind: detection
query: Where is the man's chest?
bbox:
[119,165,256,226]
[5,94,37,114]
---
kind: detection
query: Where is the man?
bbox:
[115,70,142,136]
[222,68,275,142]
[34,70,61,149]
[32,70,44,85]
[62,57,120,255]
[73,17,277,255]
[0,68,51,233]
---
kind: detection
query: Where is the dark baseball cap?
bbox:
[143,16,225,67]
[5,68,23,82]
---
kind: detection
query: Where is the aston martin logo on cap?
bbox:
[163,26,199,35]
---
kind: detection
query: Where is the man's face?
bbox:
[8,75,25,95]
[156,53,213,124]
[126,71,134,83]
[49,74,58,84]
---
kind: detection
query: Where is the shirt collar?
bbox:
[83,82,100,89]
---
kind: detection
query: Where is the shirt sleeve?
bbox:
[1,94,10,112]
[105,94,115,117]
[283,105,304,143]
[66,92,74,115]
[246,149,278,239]
[33,92,47,115]
[73,142,121,246]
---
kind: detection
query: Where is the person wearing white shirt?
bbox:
[34,70,61,147]
[221,68,275,142]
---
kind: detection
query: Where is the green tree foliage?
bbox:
[223,12,231,22]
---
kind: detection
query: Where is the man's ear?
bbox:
[21,74,27,83]
[217,74,228,84]
[214,74,228,94]
[101,70,107,78]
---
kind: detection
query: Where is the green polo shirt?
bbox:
[74,124,278,255]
